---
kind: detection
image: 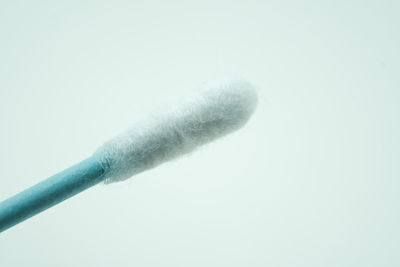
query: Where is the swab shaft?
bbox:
[0,157,105,233]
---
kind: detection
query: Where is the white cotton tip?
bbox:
[94,77,258,183]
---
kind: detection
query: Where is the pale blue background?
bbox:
[1,1,399,266]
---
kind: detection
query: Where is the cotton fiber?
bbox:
[94,77,258,183]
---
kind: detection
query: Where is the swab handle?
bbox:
[0,157,105,233]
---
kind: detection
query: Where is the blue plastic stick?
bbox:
[0,157,105,233]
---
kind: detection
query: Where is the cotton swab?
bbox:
[0,77,258,233]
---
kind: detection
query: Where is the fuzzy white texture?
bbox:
[94,77,258,183]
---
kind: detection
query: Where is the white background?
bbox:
[0,1,399,266]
